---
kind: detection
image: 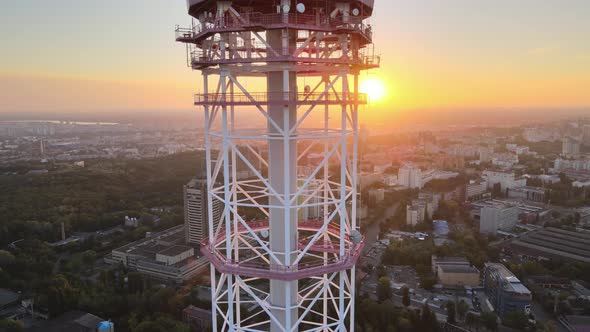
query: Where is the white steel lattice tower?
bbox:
[176,1,379,331]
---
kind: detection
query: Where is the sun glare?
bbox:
[359,77,386,103]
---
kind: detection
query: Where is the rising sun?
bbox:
[359,77,386,103]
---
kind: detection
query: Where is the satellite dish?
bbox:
[352,8,360,16]
[260,229,269,239]
[296,3,305,13]
[282,4,291,13]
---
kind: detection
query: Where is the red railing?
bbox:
[200,218,364,281]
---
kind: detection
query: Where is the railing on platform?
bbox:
[200,218,365,280]
[175,12,373,41]
[189,46,380,68]
[194,91,368,105]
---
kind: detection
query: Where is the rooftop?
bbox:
[0,289,19,308]
[509,186,546,194]
[158,245,193,257]
[438,265,479,274]
[433,220,449,237]
[183,305,212,320]
[30,311,104,332]
[114,224,187,259]
[433,256,470,265]
[511,227,590,263]
[485,263,531,295]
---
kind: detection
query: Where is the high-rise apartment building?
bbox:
[398,163,422,189]
[184,178,222,246]
[563,136,581,157]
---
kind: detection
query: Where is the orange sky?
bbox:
[0,0,589,117]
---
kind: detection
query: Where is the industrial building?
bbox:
[483,263,532,319]
[108,225,208,283]
[506,186,547,203]
[30,311,113,332]
[470,199,550,232]
[479,202,519,235]
[509,227,590,263]
[431,255,470,273]
[184,177,222,246]
[437,265,480,288]
[432,256,479,287]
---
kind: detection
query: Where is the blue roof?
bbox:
[433,220,449,236]
[98,321,114,331]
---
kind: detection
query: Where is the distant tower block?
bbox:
[176,1,379,331]
[184,177,222,247]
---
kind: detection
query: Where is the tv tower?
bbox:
[176,1,378,331]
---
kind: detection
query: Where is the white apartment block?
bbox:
[483,170,526,192]
[562,136,581,157]
[398,163,423,189]
[184,178,222,246]
[406,205,420,226]
[554,158,590,172]
[480,204,519,234]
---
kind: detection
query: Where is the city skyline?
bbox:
[1,0,589,117]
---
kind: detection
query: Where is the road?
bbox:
[391,293,448,321]
[362,203,398,254]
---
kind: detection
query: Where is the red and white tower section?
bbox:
[176,1,379,331]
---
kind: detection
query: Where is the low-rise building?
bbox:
[183,305,212,332]
[109,225,208,283]
[465,180,489,202]
[29,311,112,332]
[492,153,519,168]
[509,227,590,264]
[554,158,590,172]
[431,256,471,274]
[433,220,449,237]
[506,186,547,203]
[483,170,526,192]
[483,263,532,319]
[437,264,480,288]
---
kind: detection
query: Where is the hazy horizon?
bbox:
[1,0,589,121]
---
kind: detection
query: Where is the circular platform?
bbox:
[201,218,364,281]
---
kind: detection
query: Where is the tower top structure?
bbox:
[186,0,375,17]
